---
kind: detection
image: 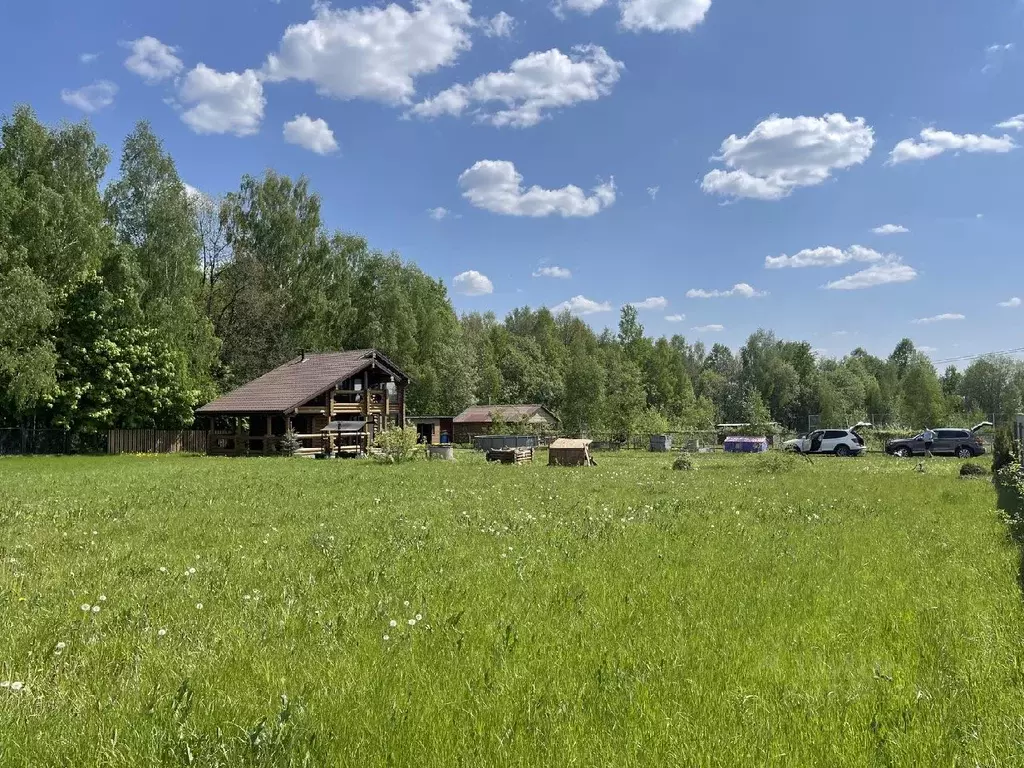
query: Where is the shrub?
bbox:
[752,451,799,474]
[373,426,422,464]
[278,431,302,456]
[960,463,987,478]
[672,455,695,471]
[992,424,1018,474]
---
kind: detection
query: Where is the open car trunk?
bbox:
[971,421,994,433]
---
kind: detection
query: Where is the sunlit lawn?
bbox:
[1,451,1023,766]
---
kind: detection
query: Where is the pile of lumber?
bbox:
[486,447,533,465]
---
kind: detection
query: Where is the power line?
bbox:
[930,346,1024,366]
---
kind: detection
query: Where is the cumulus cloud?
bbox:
[453,270,494,295]
[629,296,667,310]
[996,114,1024,132]
[872,224,909,235]
[997,297,1021,308]
[123,36,183,83]
[533,266,572,278]
[458,160,615,217]
[983,42,1014,74]
[765,245,885,270]
[80,52,99,64]
[619,0,711,32]
[283,114,339,154]
[427,206,449,220]
[665,314,685,322]
[686,283,766,299]
[409,45,623,128]
[179,65,265,136]
[646,185,659,200]
[60,81,118,112]
[551,295,613,315]
[263,0,473,105]
[702,113,874,201]
[693,324,724,332]
[889,128,1017,163]
[824,262,917,290]
[552,0,608,15]
[911,313,966,324]
[481,11,515,37]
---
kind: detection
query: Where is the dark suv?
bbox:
[885,422,992,459]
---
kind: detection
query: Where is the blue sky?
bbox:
[3,0,1023,363]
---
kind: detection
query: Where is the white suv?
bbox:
[784,423,871,457]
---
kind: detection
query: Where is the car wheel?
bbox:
[956,446,974,459]
[835,444,852,457]
[893,446,911,458]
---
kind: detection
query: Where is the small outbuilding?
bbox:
[453,404,560,444]
[549,438,596,467]
[723,436,769,453]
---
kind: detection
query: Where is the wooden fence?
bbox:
[107,429,208,455]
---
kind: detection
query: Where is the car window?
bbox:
[809,431,823,439]
[935,430,958,439]
[823,430,846,439]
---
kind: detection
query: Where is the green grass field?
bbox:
[1,451,1023,766]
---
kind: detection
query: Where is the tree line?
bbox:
[1,107,1022,437]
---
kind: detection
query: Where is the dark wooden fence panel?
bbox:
[107,429,207,455]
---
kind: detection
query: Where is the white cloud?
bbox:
[918,346,939,354]
[686,282,766,299]
[693,324,724,332]
[264,0,473,105]
[552,0,607,16]
[283,114,339,154]
[983,42,1014,74]
[889,127,1017,163]
[60,81,118,112]
[80,53,99,64]
[551,295,613,315]
[453,270,494,295]
[533,266,572,278]
[458,160,615,217]
[665,314,685,322]
[179,65,265,136]
[481,11,515,37]
[123,37,183,83]
[646,185,659,200]
[997,297,1021,308]
[996,114,1024,132]
[702,113,874,201]
[630,296,668,310]
[912,313,965,324]
[825,262,917,290]
[765,244,885,270]
[427,206,449,220]
[409,45,623,128]
[872,224,909,235]
[619,0,711,32]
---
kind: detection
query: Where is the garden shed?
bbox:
[723,436,769,454]
[549,438,595,467]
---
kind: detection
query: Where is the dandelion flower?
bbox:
[98,595,107,602]
[415,614,422,621]
[10,682,23,692]
[196,603,203,610]
[55,642,66,652]
[389,619,397,628]
[80,603,91,612]
[407,618,416,626]
[187,567,196,575]
[403,600,410,608]
[383,634,390,641]
[91,605,101,613]
[158,628,167,637]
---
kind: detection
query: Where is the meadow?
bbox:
[1,451,1023,767]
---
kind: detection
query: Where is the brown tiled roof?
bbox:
[197,350,406,415]
[453,404,560,424]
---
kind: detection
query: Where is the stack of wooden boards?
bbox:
[486,447,534,464]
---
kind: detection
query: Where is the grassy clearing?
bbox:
[1,451,1023,766]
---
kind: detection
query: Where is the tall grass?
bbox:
[1,452,1022,766]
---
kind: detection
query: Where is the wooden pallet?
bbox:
[485,447,533,465]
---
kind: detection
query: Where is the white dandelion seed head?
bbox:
[407,618,416,626]
[243,594,251,601]
[10,682,23,692]
[415,614,422,621]
[0,681,9,688]
[91,605,101,613]
[80,603,91,612]
[98,595,107,602]
[389,619,397,628]
[403,600,410,607]
[159,567,167,573]
[196,603,203,610]
[383,634,390,641]
[158,628,167,637]
[187,567,196,575]
[55,642,66,651]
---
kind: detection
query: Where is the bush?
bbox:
[373,426,422,464]
[960,463,987,478]
[992,424,1019,474]
[752,451,799,474]
[278,431,302,456]
[672,455,695,471]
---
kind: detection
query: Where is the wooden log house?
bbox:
[196,349,409,457]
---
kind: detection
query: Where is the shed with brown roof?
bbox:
[452,404,560,444]
[196,349,409,456]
